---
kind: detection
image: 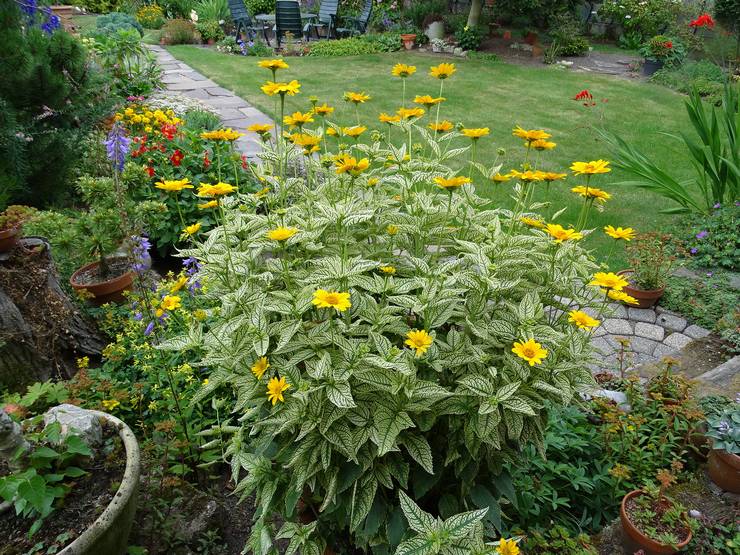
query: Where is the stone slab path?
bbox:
[147,45,272,158]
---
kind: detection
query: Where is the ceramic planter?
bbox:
[708,449,740,493]
[401,34,416,50]
[617,270,665,308]
[0,226,20,253]
[424,21,444,41]
[643,58,664,76]
[70,258,134,306]
[59,410,140,555]
[620,490,692,555]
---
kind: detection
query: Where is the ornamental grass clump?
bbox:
[158,61,620,553]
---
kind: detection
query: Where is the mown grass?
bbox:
[167,46,697,267]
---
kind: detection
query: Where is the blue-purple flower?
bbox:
[144,321,155,336]
[183,256,201,276]
[131,234,152,274]
[695,230,708,240]
[104,124,131,172]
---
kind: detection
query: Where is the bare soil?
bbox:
[73,258,131,286]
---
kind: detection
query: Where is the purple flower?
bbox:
[144,322,155,336]
[134,312,143,321]
[183,256,202,276]
[718,420,731,434]
[188,280,202,293]
[690,247,698,254]
[130,234,151,274]
[706,272,713,277]
[103,123,131,172]
[713,203,721,209]
[695,230,708,239]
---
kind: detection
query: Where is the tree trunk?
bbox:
[0,241,105,392]
[467,0,483,27]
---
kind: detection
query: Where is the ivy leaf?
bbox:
[398,490,435,534]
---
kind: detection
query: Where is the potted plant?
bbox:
[195,19,225,45]
[400,26,417,50]
[422,14,445,41]
[0,205,35,253]
[620,469,693,554]
[705,405,740,493]
[617,232,675,308]
[639,35,686,75]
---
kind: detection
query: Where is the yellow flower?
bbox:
[102,399,120,411]
[76,356,90,370]
[193,309,207,320]
[267,226,299,241]
[261,80,301,96]
[160,295,182,312]
[512,126,551,142]
[200,128,244,141]
[607,289,639,305]
[155,178,193,192]
[291,132,322,154]
[413,95,445,108]
[571,185,611,203]
[512,338,548,366]
[570,159,611,175]
[367,178,379,187]
[344,91,371,104]
[379,265,396,275]
[392,63,416,77]
[266,376,290,405]
[604,225,636,241]
[491,173,511,183]
[144,125,152,133]
[183,222,201,236]
[326,127,338,136]
[405,329,433,357]
[434,176,471,189]
[530,139,556,150]
[251,357,270,380]
[397,107,425,120]
[545,223,583,243]
[497,538,520,555]
[387,224,399,235]
[461,127,490,139]
[312,289,352,312]
[541,172,567,182]
[314,103,334,116]
[170,275,188,293]
[202,378,209,385]
[379,113,402,124]
[429,63,456,79]
[429,120,453,133]
[334,154,370,175]
[284,111,314,128]
[254,186,270,198]
[248,123,274,134]
[197,200,219,209]
[519,216,544,228]
[257,58,289,71]
[197,182,237,197]
[589,272,629,291]
[342,125,367,138]
[509,169,545,183]
[568,309,601,330]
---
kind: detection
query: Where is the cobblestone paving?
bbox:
[147,45,272,159]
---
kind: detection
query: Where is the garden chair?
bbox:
[336,0,372,37]
[274,0,307,48]
[304,0,339,40]
[227,0,271,45]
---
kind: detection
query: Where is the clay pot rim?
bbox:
[617,269,666,295]
[620,489,692,550]
[400,33,417,39]
[711,447,740,469]
[0,225,20,238]
[69,257,134,288]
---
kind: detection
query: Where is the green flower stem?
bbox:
[217,201,236,286]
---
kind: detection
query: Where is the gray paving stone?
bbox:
[628,307,656,323]
[187,72,212,82]
[628,353,657,368]
[205,86,235,97]
[630,336,659,355]
[684,324,711,339]
[653,343,678,359]
[168,79,219,90]
[593,326,607,337]
[603,318,633,335]
[656,313,688,332]
[179,88,214,100]
[634,322,665,341]
[663,332,692,350]
[209,97,251,109]
[606,303,629,319]
[697,355,740,388]
[591,336,614,355]
[216,108,249,121]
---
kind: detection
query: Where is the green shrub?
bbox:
[307,36,379,56]
[455,25,485,51]
[161,17,198,44]
[598,0,686,42]
[158,0,196,18]
[245,0,274,16]
[195,19,225,42]
[651,60,727,104]
[194,0,229,22]
[673,203,739,271]
[549,13,590,57]
[96,11,144,36]
[520,525,598,555]
[714,0,740,34]
[363,33,402,52]
[89,29,163,97]
[182,109,222,132]
[136,4,165,29]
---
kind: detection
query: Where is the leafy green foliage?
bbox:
[651,61,728,106]
[688,512,740,554]
[96,12,144,37]
[598,0,686,42]
[673,204,739,271]
[245,0,275,16]
[308,37,380,56]
[161,18,199,45]
[520,525,597,555]
[89,29,163,97]
[639,35,686,66]
[548,14,590,57]
[705,406,740,454]
[364,33,403,52]
[455,25,485,52]
[136,4,166,29]
[714,0,740,34]
[196,20,225,42]
[194,0,230,22]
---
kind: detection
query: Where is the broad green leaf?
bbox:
[442,507,488,538]
[398,490,435,534]
[326,381,356,409]
[400,433,434,474]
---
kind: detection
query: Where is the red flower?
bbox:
[170,149,184,166]
[145,166,155,177]
[161,123,177,140]
[241,154,248,170]
[574,89,593,101]
[663,41,673,49]
[689,14,715,28]
[203,151,211,169]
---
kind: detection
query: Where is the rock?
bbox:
[684,324,711,339]
[606,303,628,319]
[603,318,633,335]
[656,313,687,332]
[663,332,692,350]
[591,336,614,355]
[453,47,467,57]
[628,307,656,323]
[1,409,30,469]
[653,343,678,359]
[581,388,631,412]
[630,336,659,355]
[634,322,665,341]
[696,355,740,389]
[44,404,102,447]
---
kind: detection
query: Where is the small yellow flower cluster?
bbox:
[114,104,180,134]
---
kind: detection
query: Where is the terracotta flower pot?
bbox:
[524,31,538,45]
[502,30,511,40]
[708,449,740,493]
[620,490,692,555]
[0,226,20,252]
[401,34,416,50]
[617,270,665,308]
[70,258,134,306]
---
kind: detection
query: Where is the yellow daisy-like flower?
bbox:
[254,186,270,199]
[571,185,611,203]
[461,127,490,139]
[326,127,338,136]
[193,309,207,321]
[530,139,556,150]
[155,178,193,192]
[413,95,445,108]
[344,91,371,104]
[183,222,201,236]
[570,159,611,175]
[342,125,367,138]
[248,123,274,135]
[102,399,121,411]
[312,289,352,312]
[519,216,544,228]
[607,289,639,305]
[258,58,289,71]
[267,226,299,241]
[367,178,379,187]
[429,120,454,133]
[512,126,551,142]
[200,128,244,141]
[261,80,301,97]
[434,176,471,189]
[387,224,399,235]
[392,63,416,77]
[198,182,236,197]
[379,265,396,275]
[160,295,182,312]
[405,329,433,357]
[512,338,548,366]
[568,309,601,330]
[334,154,370,175]
[497,538,521,555]
[491,173,511,183]
[397,107,425,120]
[266,376,290,405]
[197,200,218,209]
[589,272,629,291]
[314,103,334,116]
[429,63,456,79]
[541,172,567,182]
[604,225,636,241]
[379,113,402,124]
[545,223,583,243]
[283,111,314,128]
[251,356,270,380]
[169,275,188,293]
[509,169,545,183]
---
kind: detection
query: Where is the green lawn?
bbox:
[166,46,696,267]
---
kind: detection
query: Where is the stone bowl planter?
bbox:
[59,410,140,555]
[708,448,740,493]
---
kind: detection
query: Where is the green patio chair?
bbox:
[227,0,271,45]
[274,0,306,48]
[304,0,339,40]
[336,0,372,37]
